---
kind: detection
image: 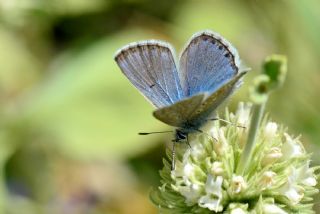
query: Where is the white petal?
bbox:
[236,102,252,127]
[279,181,304,204]
[263,204,288,214]
[198,175,224,212]
[231,175,247,194]
[295,161,317,186]
[212,128,228,155]
[178,183,202,204]
[281,133,304,159]
[264,122,278,140]
[262,147,282,166]
[205,175,223,195]
[260,171,276,189]
[303,177,317,186]
[230,208,247,214]
[198,194,223,212]
[211,161,224,176]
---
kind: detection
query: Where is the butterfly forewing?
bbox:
[179,31,240,97]
[115,41,183,108]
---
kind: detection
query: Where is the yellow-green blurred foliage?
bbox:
[0,0,319,213]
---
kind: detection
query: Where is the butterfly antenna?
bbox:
[138,131,173,135]
[195,128,218,142]
[208,118,246,129]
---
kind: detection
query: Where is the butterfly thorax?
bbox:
[174,120,205,142]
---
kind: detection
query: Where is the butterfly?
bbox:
[114,30,247,145]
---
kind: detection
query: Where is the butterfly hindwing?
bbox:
[115,41,183,108]
[187,72,246,127]
[153,94,204,127]
[179,30,241,97]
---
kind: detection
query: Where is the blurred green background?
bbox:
[0,0,320,213]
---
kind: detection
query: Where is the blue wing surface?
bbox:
[115,41,183,108]
[179,30,241,97]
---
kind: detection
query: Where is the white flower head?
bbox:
[152,103,318,214]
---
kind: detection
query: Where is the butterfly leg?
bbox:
[171,141,176,171]
[208,118,246,129]
[186,134,192,149]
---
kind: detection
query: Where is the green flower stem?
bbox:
[236,54,287,175]
[236,101,266,175]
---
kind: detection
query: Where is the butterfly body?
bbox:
[115,30,247,142]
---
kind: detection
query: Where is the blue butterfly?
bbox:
[115,30,247,143]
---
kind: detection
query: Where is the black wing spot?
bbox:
[150,84,155,88]
[224,53,230,58]
[218,45,223,50]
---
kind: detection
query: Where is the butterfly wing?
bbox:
[153,94,204,127]
[179,30,242,97]
[187,72,246,128]
[152,73,246,129]
[115,41,183,108]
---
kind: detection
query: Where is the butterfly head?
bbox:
[173,129,188,142]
